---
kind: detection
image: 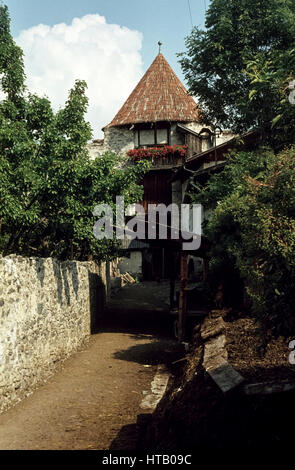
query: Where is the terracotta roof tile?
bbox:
[106,53,199,127]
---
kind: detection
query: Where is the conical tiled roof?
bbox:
[106,53,199,128]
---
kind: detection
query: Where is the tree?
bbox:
[179,0,295,149]
[191,147,295,335]
[0,4,149,261]
[246,43,295,149]
[0,4,25,100]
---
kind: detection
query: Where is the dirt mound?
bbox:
[137,312,295,450]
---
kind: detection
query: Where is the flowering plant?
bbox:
[127,144,188,161]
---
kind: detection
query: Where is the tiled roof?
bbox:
[106,53,199,128]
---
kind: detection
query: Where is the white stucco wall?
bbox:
[87,140,105,160]
[118,252,142,277]
[184,122,236,152]
[170,124,185,145]
[216,131,236,145]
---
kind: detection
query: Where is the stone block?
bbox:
[203,333,245,394]
[207,363,245,394]
[201,315,225,341]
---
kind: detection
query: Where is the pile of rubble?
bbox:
[137,310,295,450]
[201,311,295,395]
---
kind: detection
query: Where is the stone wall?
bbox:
[86,123,236,161]
[0,255,116,414]
[86,126,135,159]
[103,126,135,155]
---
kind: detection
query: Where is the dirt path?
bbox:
[0,327,181,450]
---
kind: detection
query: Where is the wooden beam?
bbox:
[169,251,177,309]
[161,247,165,278]
[167,124,171,145]
[203,258,209,281]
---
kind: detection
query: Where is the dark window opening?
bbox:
[135,122,171,148]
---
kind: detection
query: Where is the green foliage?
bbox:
[0,4,149,261]
[190,147,295,335]
[179,0,295,149]
[0,5,25,100]
[246,46,295,149]
[180,0,295,332]
[0,80,149,260]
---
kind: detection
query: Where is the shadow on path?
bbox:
[99,304,184,451]
[113,339,183,366]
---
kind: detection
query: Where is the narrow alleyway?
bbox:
[0,300,181,450]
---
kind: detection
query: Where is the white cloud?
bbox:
[15,14,143,138]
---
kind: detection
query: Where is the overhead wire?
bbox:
[187,0,193,29]
[188,0,207,29]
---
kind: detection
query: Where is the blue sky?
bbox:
[4,0,207,137]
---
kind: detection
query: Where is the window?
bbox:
[139,129,155,146]
[156,128,168,144]
[135,123,170,148]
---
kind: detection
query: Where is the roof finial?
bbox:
[158,41,162,54]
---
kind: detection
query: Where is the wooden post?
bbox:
[170,276,175,310]
[169,251,176,309]
[203,257,209,281]
[178,252,188,341]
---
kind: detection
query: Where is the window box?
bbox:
[127,144,188,162]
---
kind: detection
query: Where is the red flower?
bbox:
[127,144,187,161]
